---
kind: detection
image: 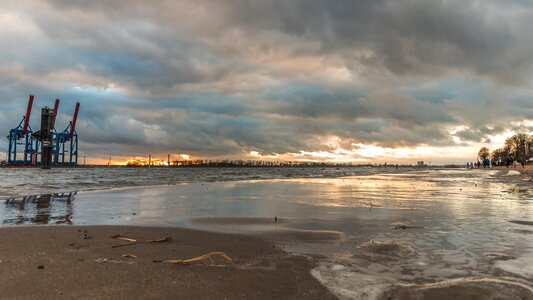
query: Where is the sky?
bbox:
[0,0,532,165]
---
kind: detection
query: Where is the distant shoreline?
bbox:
[0,163,466,168]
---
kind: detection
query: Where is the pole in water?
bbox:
[148,154,151,167]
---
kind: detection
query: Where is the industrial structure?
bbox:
[6,95,80,168]
[53,102,80,165]
[7,95,36,165]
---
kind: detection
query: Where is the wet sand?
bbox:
[0,226,336,299]
[190,217,348,244]
[492,165,533,174]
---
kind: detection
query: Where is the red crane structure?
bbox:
[21,95,34,136]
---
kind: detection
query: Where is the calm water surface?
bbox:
[0,166,385,199]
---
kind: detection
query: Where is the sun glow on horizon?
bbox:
[78,120,532,166]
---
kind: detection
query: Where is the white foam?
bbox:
[417,277,533,294]
[495,251,533,279]
[311,260,399,300]
[507,170,522,176]
[312,260,533,300]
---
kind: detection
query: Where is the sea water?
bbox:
[0,166,384,199]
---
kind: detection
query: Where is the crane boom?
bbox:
[21,95,34,135]
[69,102,80,138]
[51,99,60,130]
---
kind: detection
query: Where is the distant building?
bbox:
[417,161,426,167]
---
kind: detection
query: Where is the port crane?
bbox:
[7,95,36,165]
[53,102,80,165]
[6,95,81,167]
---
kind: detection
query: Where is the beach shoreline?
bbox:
[490,164,533,174]
[0,225,336,299]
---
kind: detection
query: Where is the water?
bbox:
[0,166,388,199]
[0,167,531,298]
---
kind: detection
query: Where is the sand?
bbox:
[491,164,533,174]
[0,226,336,299]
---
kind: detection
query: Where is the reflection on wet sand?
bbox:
[2,192,76,225]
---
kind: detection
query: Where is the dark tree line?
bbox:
[484,133,533,165]
[168,160,361,167]
[126,159,418,168]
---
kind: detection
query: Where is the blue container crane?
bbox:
[7,95,36,165]
[53,102,80,165]
[7,96,80,167]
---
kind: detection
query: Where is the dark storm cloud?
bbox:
[35,0,533,83]
[264,85,455,125]
[1,0,532,161]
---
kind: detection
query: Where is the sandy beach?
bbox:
[1,224,531,300]
[0,226,335,299]
[491,164,533,174]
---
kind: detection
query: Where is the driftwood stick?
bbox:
[164,252,232,265]
[111,236,172,248]
[112,242,138,248]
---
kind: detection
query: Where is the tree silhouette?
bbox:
[478,147,490,161]
[490,148,507,164]
[505,133,532,161]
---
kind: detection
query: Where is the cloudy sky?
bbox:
[1,0,532,164]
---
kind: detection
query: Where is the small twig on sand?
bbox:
[158,252,232,265]
[112,242,137,248]
[117,237,137,243]
[148,237,172,243]
[122,253,139,259]
[111,235,172,248]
